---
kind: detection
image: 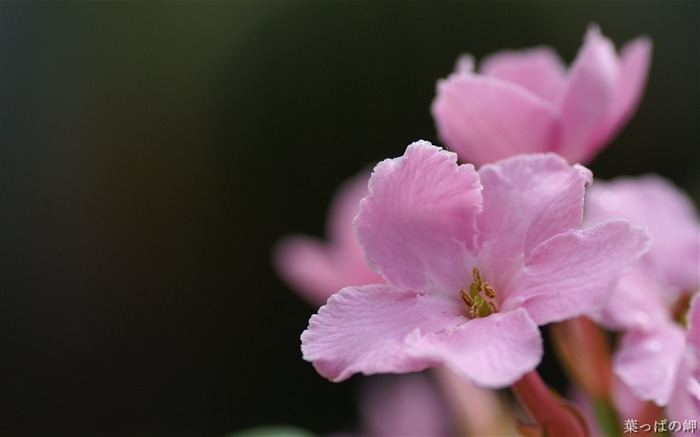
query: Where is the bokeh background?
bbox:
[2,1,698,436]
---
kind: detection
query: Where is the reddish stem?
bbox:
[550,316,613,399]
[511,370,588,437]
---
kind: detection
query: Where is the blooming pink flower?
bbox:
[584,175,700,405]
[274,170,383,305]
[431,25,651,166]
[301,141,648,388]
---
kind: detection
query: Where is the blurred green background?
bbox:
[2,1,698,436]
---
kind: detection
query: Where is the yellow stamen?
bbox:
[461,267,499,318]
[460,288,474,307]
[483,283,496,298]
[472,267,483,288]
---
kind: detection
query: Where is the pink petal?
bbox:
[588,36,652,156]
[593,269,670,331]
[328,170,373,246]
[274,169,382,306]
[274,236,382,305]
[667,298,700,436]
[406,308,542,388]
[475,153,592,291]
[480,46,567,102]
[432,367,513,436]
[686,293,700,392]
[557,25,618,163]
[611,375,647,423]
[667,357,700,437]
[614,322,686,405]
[355,142,481,296]
[503,220,649,325]
[585,175,700,295]
[301,284,464,382]
[361,374,451,437]
[431,74,562,166]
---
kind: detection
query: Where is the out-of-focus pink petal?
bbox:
[406,308,542,388]
[433,366,515,436]
[611,375,647,424]
[585,175,700,296]
[686,294,700,400]
[503,220,649,324]
[431,74,562,166]
[593,270,669,331]
[667,357,700,436]
[588,36,652,156]
[327,170,372,246]
[475,153,592,290]
[301,284,463,382]
[361,374,452,437]
[557,25,618,163]
[274,169,382,306]
[614,322,686,406]
[274,236,382,306]
[480,46,567,102]
[355,142,481,295]
[454,54,475,74]
[668,294,700,434]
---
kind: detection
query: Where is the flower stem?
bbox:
[549,316,613,398]
[511,370,589,436]
[549,317,619,436]
[592,397,620,437]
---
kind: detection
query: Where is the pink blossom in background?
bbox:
[432,24,651,166]
[584,175,699,307]
[582,296,698,435]
[668,294,700,435]
[274,170,383,306]
[613,321,687,406]
[358,373,453,437]
[301,141,648,388]
[584,175,700,406]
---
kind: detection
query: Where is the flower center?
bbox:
[460,267,499,318]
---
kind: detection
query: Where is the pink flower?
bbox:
[584,175,699,405]
[274,170,383,306]
[431,25,651,166]
[301,141,648,388]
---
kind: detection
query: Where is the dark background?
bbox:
[2,1,698,436]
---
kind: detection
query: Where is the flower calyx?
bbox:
[460,267,499,318]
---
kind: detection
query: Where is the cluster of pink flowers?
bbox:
[274,24,698,437]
